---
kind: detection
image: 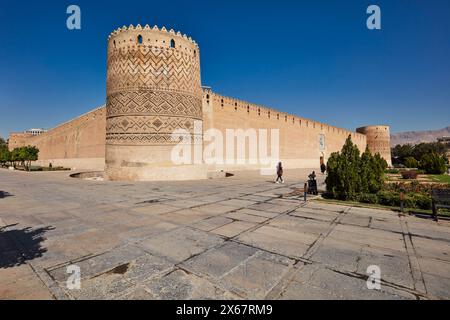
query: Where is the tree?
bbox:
[412,142,446,161]
[371,153,387,192]
[7,146,39,170]
[25,146,39,170]
[0,148,10,166]
[326,136,386,200]
[0,137,9,166]
[325,135,362,200]
[392,144,413,165]
[404,156,419,168]
[359,147,372,194]
[0,137,7,150]
[10,147,21,168]
[419,152,447,174]
[392,142,448,166]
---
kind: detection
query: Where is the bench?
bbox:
[431,189,450,221]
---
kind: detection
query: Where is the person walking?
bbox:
[275,162,284,184]
[320,163,326,174]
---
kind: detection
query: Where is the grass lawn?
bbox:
[430,174,450,184]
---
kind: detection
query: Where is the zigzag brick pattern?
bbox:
[106,26,202,146]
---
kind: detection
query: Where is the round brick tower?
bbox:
[356,125,392,166]
[105,24,206,181]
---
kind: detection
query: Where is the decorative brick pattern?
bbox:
[106,26,202,147]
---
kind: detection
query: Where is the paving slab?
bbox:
[182,242,258,279]
[211,221,257,238]
[191,216,234,232]
[139,227,224,263]
[224,211,269,223]
[1,169,449,300]
[269,215,331,236]
[310,237,362,273]
[237,225,315,259]
[219,251,295,299]
[194,203,237,215]
[143,269,238,300]
[291,263,413,300]
[131,203,180,215]
[291,207,338,222]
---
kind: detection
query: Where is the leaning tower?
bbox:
[105,24,206,181]
[356,125,392,166]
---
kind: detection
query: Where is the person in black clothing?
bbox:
[320,163,326,174]
[275,162,284,184]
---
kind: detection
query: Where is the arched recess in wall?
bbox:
[137,35,143,44]
[170,39,175,48]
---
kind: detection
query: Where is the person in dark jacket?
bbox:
[275,162,284,184]
[320,163,326,174]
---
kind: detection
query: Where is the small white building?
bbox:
[25,128,47,136]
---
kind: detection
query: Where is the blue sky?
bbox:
[0,0,449,139]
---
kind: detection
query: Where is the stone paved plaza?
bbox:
[0,169,449,300]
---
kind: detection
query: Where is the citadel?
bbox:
[8,24,392,181]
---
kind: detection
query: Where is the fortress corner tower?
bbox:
[105,25,206,181]
[356,125,392,166]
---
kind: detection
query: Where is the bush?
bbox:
[410,193,432,210]
[385,168,399,174]
[403,194,416,208]
[321,192,334,199]
[0,148,10,166]
[377,191,400,207]
[404,157,419,169]
[358,193,378,204]
[419,152,447,174]
[325,137,387,200]
[401,170,418,179]
[325,136,362,200]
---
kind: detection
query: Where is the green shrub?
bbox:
[325,136,362,200]
[321,192,334,199]
[377,191,400,207]
[385,168,399,174]
[419,152,447,174]
[325,137,387,200]
[358,193,378,204]
[410,193,432,210]
[403,194,416,208]
[404,157,419,168]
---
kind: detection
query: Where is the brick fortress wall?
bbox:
[8,24,391,179]
[105,25,206,181]
[8,107,106,170]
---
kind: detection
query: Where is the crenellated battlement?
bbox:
[203,89,367,141]
[107,24,199,58]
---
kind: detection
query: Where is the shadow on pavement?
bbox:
[0,224,54,268]
[0,191,13,199]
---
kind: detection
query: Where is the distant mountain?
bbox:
[391,126,450,146]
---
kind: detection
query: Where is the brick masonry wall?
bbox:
[8,106,106,170]
[203,91,367,171]
[9,89,372,173]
